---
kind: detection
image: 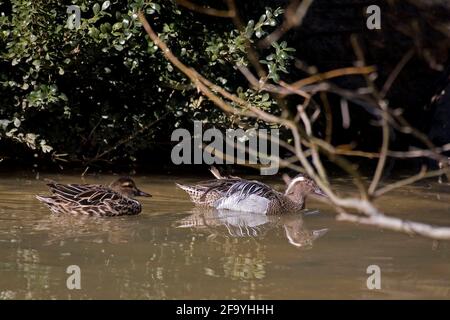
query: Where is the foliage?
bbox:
[0,0,295,166]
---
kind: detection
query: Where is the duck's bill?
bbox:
[136,190,152,197]
[313,188,328,198]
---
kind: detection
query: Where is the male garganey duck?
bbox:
[176,168,327,215]
[36,177,151,216]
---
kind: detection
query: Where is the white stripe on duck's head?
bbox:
[283,173,327,203]
[109,177,152,198]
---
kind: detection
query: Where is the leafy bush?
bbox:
[0,0,295,167]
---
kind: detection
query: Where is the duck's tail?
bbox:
[175,183,198,196]
[209,166,223,179]
[36,195,66,215]
[176,183,210,205]
[36,195,56,206]
[209,166,241,180]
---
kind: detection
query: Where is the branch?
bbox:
[290,66,376,89]
[337,211,450,241]
[259,0,315,48]
[373,166,450,197]
[175,0,234,18]
[137,11,450,241]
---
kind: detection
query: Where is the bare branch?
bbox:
[290,66,376,89]
[337,211,450,241]
[137,11,450,241]
[381,48,415,98]
[175,0,234,18]
[373,166,450,197]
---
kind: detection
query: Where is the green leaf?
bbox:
[258,14,266,24]
[112,22,122,31]
[93,3,100,15]
[102,1,110,11]
[272,72,280,83]
[88,27,100,38]
[13,118,21,127]
[150,3,161,12]
[279,65,288,73]
[100,23,111,33]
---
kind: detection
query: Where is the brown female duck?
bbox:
[36,177,151,216]
[176,168,327,215]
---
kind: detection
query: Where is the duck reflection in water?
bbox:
[35,214,142,245]
[175,208,328,248]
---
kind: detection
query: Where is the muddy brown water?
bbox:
[0,173,449,299]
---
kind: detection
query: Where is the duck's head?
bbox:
[110,177,152,198]
[283,173,327,204]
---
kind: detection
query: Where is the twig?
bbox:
[175,0,234,18]
[380,48,414,98]
[298,104,328,181]
[91,112,168,163]
[224,0,267,78]
[369,101,390,195]
[373,166,450,197]
[259,0,315,48]
[81,166,90,177]
[350,36,390,196]
[289,66,376,89]
[337,211,450,240]
[138,11,450,241]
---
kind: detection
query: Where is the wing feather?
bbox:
[46,183,121,206]
[200,178,281,204]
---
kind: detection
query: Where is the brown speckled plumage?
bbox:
[176,168,327,215]
[36,177,151,217]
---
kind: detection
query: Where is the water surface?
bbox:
[0,173,449,299]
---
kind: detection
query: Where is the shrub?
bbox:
[0,0,294,167]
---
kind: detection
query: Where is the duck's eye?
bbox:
[122,183,133,188]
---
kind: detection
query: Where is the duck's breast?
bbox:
[214,194,270,214]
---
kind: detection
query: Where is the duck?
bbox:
[36,177,151,216]
[176,168,327,215]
